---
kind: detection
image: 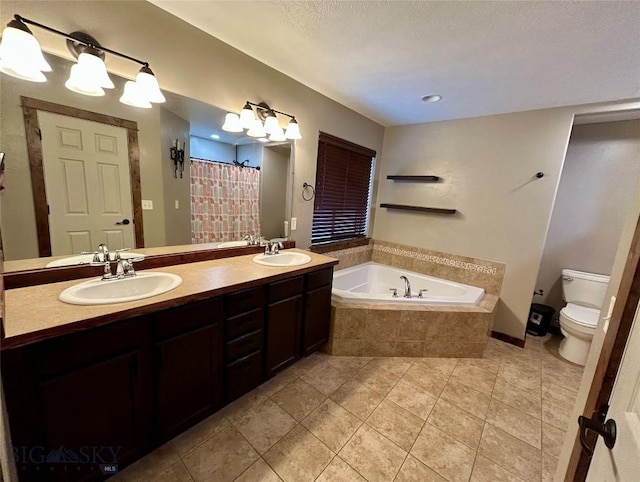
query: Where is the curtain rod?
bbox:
[190,157,260,170]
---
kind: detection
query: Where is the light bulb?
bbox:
[284,118,301,140]
[222,113,243,132]
[119,80,152,108]
[247,119,266,138]
[135,66,165,103]
[0,19,51,82]
[239,102,255,129]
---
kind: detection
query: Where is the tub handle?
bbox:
[389,288,398,298]
[418,289,428,298]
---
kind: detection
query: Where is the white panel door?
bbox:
[587,300,640,481]
[38,111,134,256]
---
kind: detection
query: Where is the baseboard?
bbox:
[491,330,526,348]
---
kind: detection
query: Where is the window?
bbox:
[311,133,376,244]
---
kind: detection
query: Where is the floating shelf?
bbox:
[386,175,440,182]
[380,203,457,215]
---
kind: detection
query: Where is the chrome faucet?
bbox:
[98,243,110,262]
[399,276,412,298]
[92,255,144,281]
[242,234,260,245]
[264,241,284,255]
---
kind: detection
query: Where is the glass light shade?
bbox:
[247,119,266,138]
[119,80,152,108]
[222,113,243,132]
[75,52,114,88]
[65,64,105,96]
[239,103,255,129]
[284,118,301,140]
[269,126,286,142]
[135,69,165,103]
[263,113,279,135]
[0,23,51,81]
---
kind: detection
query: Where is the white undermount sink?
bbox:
[217,240,249,248]
[46,252,145,268]
[59,272,182,305]
[253,251,311,267]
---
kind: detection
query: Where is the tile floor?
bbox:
[113,334,583,482]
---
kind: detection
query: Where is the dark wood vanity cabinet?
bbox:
[153,298,224,442]
[303,268,333,355]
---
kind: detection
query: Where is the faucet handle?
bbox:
[114,248,130,260]
[81,251,101,263]
[389,288,398,298]
[418,289,428,298]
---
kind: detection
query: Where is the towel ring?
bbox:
[302,182,315,201]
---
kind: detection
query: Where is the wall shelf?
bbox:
[380,203,457,215]
[386,175,440,182]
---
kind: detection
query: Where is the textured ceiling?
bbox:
[149,0,640,126]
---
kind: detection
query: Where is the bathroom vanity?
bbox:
[1,250,336,481]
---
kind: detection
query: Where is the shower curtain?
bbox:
[190,159,261,244]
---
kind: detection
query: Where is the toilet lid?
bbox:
[561,303,601,327]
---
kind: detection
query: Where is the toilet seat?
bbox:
[560,303,600,328]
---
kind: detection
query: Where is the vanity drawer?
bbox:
[225,286,265,317]
[268,276,303,303]
[225,308,264,340]
[226,350,263,401]
[226,329,263,362]
[154,298,223,340]
[306,267,334,291]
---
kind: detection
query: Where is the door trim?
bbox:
[21,96,144,257]
[565,213,640,480]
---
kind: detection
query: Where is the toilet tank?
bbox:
[562,269,610,309]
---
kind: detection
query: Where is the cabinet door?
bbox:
[303,285,332,356]
[266,294,302,377]
[155,322,223,441]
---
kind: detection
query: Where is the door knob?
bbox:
[115,219,130,225]
[578,415,617,456]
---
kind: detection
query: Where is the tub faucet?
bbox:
[399,276,412,298]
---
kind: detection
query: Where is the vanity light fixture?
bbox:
[0,14,165,108]
[222,101,302,140]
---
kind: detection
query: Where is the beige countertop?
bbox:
[2,249,338,350]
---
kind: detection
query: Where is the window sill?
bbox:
[309,237,371,254]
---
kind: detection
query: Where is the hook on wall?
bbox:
[536,172,544,179]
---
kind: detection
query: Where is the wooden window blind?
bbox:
[311,133,376,244]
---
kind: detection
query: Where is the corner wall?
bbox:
[373,109,576,339]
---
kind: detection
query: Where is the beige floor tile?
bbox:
[386,378,438,420]
[496,363,541,395]
[330,378,385,420]
[427,399,484,450]
[541,361,583,392]
[542,380,578,409]
[470,455,525,481]
[440,379,492,420]
[233,399,297,454]
[542,422,566,459]
[286,352,330,376]
[492,378,542,419]
[258,370,300,397]
[111,443,179,481]
[366,357,414,377]
[402,363,450,397]
[315,456,367,482]
[339,424,407,482]
[271,379,326,421]
[327,356,373,377]
[302,361,350,396]
[218,389,270,423]
[542,399,571,431]
[366,399,424,451]
[486,399,541,449]
[542,451,559,482]
[147,460,193,482]
[182,426,259,482]
[353,364,402,396]
[169,411,230,456]
[411,357,458,378]
[395,455,447,482]
[411,424,476,482]
[478,424,541,482]
[302,399,362,452]
[264,425,334,482]
[450,363,497,395]
[456,358,500,374]
[234,458,282,482]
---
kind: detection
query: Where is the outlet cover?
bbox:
[291,217,297,230]
[175,200,180,209]
[142,200,153,210]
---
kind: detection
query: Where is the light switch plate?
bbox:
[142,200,153,210]
[291,217,297,230]
[175,200,179,209]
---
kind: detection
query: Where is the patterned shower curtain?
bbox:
[190,159,261,244]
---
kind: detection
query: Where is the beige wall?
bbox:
[0,53,166,260]
[260,145,289,239]
[159,108,191,246]
[535,120,640,313]
[373,109,576,339]
[1,0,385,250]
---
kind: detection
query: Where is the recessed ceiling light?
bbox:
[210,134,220,139]
[421,94,442,103]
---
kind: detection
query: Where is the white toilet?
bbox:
[558,268,610,366]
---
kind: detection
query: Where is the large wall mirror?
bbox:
[1,52,294,273]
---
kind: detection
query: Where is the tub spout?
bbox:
[399,276,412,298]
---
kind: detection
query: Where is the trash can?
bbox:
[526,303,555,336]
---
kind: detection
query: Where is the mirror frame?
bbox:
[21,96,145,256]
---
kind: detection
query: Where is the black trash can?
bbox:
[526,303,555,336]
